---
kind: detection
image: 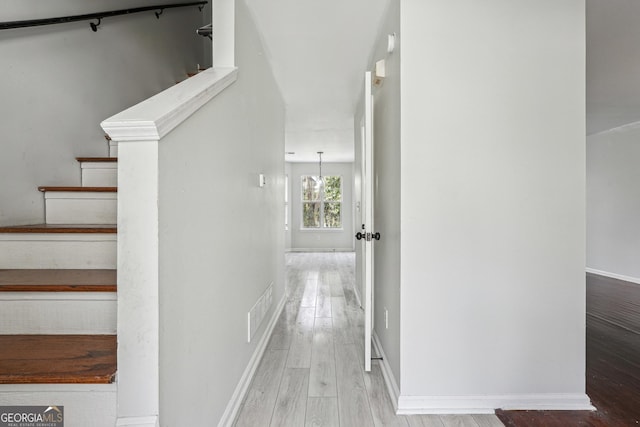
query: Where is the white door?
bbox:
[360,71,375,372]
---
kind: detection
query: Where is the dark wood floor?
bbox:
[497,273,640,427]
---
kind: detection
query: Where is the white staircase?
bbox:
[0,156,118,427]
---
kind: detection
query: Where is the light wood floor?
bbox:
[234,252,504,427]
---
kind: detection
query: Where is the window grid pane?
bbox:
[323,176,342,201]
[302,176,321,201]
[323,202,341,228]
[303,202,321,228]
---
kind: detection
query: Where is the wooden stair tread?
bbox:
[76,157,117,163]
[0,335,116,384]
[38,186,117,192]
[0,224,116,234]
[0,269,116,292]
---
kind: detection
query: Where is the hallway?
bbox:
[234,252,505,427]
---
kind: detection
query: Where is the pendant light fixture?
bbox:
[317,151,324,185]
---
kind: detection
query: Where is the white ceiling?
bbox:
[244,0,389,162]
[587,0,640,135]
[245,0,640,158]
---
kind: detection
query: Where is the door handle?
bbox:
[355,232,381,241]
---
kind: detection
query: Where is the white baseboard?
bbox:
[217,293,287,427]
[586,268,640,285]
[352,281,362,309]
[370,325,594,417]
[116,415,159,427]
[372,331,400,413]
[289,248,354,253]
[396,393,594,415]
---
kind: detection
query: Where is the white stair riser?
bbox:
[0,293,116,334]
[81,163,117,187]
[45,194,117,225]
[0,385,116,427]
[0,235,116,269]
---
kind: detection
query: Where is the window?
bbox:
[301,175,342,229]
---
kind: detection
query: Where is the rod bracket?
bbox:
[90,18,101,32]
[155,9,164,19]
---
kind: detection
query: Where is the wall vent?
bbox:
[247,282,273,342]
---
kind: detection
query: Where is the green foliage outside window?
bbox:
[301,175,342,228]
[303,202,321,228]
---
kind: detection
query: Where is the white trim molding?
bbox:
[102,67,238,142]
[289,248,354,253]
[116,416,159,427]
[352,280,362,309]
[372,331,400,413]
[586,268,640,285]
[396,393,594,415]
[217,294,287,427]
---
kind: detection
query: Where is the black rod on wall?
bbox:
[0,2,207,32]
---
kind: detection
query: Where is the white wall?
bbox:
[399,0,588,409]
[288,162,354,251]
[157,0,285,425]
[0,0,206,226]
[587,130,640,282]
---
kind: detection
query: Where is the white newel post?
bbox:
[100,125,161,427]
[101,67,238,427]
[117,140,160,427]
[115,139,160,427]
